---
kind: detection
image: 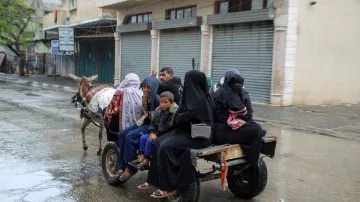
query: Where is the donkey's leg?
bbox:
[97,122,104,155]
[81,118,92,151]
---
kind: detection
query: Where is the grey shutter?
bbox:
[211,21,274,103]
[121,32,151,81]
[159,28,201,82]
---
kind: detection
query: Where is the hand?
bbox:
[151,70,157,77]
[149,133,157,141]
[136,119,143,127]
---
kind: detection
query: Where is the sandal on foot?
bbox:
[115,170,124,177]
[137,163,150,171]
[129,159,141,167]
[150,190,176,199]
[119,170,138,182]
[137,183,153,190]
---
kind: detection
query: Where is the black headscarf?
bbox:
[219,73,246,111]
[181,70,213,126]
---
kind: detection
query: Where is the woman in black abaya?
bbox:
[149,70,214,198]
[211,73,263,170]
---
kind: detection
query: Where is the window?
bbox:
[215,0,268,14]
[219,1,229,14]
[71,0,76,8]
[166,6,197,20]
[127,13,152,24]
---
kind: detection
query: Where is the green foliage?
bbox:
[0,0,37,55]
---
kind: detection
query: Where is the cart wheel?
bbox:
[101,142,124,186]
[227,158,267,199]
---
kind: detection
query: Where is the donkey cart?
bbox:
[101,136,277,202]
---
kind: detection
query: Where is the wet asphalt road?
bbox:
[0,82,359,202]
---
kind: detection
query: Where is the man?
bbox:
[152,67,182,104]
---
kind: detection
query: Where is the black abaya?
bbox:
[212,74,263,168]
[147,132,171,187]
[148,70,214,192]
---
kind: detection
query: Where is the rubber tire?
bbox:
[227,158,267,199]
[101,142,124,186]
[161,178,200,202]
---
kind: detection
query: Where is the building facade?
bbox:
[42,0,117,82]
[42,0,360,105]
[98,0,360,106]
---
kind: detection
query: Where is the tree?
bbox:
[0,0,37,76]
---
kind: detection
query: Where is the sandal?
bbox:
[137,182,153,190]
[129,159,141,167]
[150,190,176,199]
[119,170,138,182]
[115,170,124,177]
[137,162,150,171]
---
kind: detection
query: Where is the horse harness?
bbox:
[80,85,112,126]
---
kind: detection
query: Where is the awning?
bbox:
[43,17,117,31]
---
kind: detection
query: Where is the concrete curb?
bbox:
[0,74,77,93]
[253,117,348,139]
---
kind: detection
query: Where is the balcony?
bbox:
[42,10,69,31]
[97,0,155,9]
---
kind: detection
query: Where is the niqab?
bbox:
[181,70,213,126]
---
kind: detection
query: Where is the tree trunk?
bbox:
[19,54,25,76]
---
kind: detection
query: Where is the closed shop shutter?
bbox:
[98,40,115,82]
[121,32,151,81]
[159,28,201,82]
[77,40,96,77]
[211,21,274,103]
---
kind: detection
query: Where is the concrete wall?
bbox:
[69,0,116,23]
[42,10,68,28]
[69,0,102,23]
[293,0,360,105]
[117,0,215,24]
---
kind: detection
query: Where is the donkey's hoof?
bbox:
[97,149,102,156]
[83,146,88,151]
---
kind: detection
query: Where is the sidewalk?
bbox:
[254,104,360,138]
[1,73,360,138]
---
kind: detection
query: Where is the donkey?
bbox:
[69,74,116,155]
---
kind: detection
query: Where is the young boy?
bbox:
[130,91,178,171]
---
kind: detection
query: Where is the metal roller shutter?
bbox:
[159,28,201,82]
[121,32,151,81]
[211,21,274,103]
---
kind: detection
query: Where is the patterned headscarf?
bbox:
[118,73,143,130]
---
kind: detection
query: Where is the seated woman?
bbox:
[148,70,214,198]
[104,73,143,141]
[117,76,160,182]
[210,69,254,120]
[211,73,264,172]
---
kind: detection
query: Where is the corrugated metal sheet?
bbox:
[211,22,274,103]
[98,40,115,82]
[207,8,275,25]
[116,23,152,33]
[154,17,202,30]
[77,40,96,77]
[159,28,201,82]
[121,32,151,81]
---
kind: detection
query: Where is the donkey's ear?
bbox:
[69,74,81,82]
[88,75,98,82]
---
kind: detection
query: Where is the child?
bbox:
[131,91,178,172]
